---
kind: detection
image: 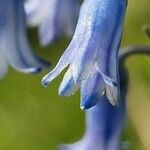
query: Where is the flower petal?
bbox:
[80,69,105,109]
[5,0,50,73]
[58,1,101,83]
[58,68,79,97]
[24,0,52,26]
[41,19,92,86]
[93,0,127,104]
[38,12,56,46]
[95,64,119,105]
[70,30,99,84]
[38,0,79,46]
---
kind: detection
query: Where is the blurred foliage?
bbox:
[142,25,150,39]
[0,0,149,150]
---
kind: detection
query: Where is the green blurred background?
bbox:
[0,0,150,149]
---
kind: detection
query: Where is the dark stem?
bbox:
[119,45,150,64]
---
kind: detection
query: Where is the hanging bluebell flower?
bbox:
[0,0,49,78]
[42,0,128,108]
[25,0,79,46]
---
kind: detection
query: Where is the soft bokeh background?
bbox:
[0,0,150,149]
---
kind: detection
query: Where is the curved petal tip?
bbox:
[41,74,51,87]
[15,67,41,74]
[80,94,101,110]
[105,84,119,106]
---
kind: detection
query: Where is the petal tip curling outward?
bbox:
[6,45,51,74]
[58,79,79,97]
[7,48,51,74]
[80,69,118,110]
[41,73,51,87]
[41,44,75,87]
[7,53,51,74]
[95,64,119,106]
[80,87,104,110]
[11,61,50,74]
[58,69,79,97]
[41,69,61,87]
[105,84,119,106]
[19,67,42,74]
[80,94,101,110]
